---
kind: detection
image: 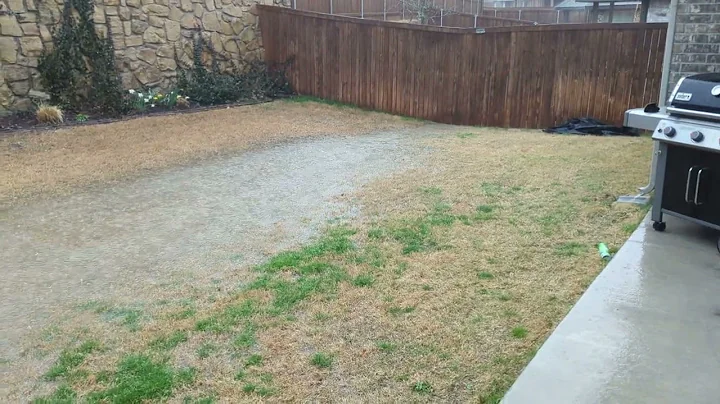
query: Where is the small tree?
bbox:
[396,0,480,24]
[398,0,441,24]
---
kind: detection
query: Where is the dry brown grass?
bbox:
[0,101,416,208]
[11,128,652,403]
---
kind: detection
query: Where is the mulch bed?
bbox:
[0,97,284,135]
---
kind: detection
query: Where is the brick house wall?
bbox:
[668,0,720,99]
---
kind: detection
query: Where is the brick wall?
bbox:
[668,0,720,98]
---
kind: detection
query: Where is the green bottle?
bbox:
[598,243,611,260]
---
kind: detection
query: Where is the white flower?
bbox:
[138,92,143,97]
[129,89,135,94]
[145,98,150,102]
[177,95,182,99]
[185,96,189,100]
[151,104,155,107]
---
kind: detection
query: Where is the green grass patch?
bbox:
[419,186,443,195]
[170,307,196,320]
[257,228,355,272]
[511,326,529,339]
[376,341,397,352]
[554,241,588,257]
[196,343,216,359]
[310,352,333,368]
[313,312,331,322]
[496,292,512,302]
[352,273,375,287]
[475,205,497,221]
[457,132,478,139]
[245,354,263,367]
[87,355,194,403]
[412,381,433,394]
[388,306,415,315]
[477,271,494,280]
[150,331,188,351]
[233,324,257,348]
[195,299,258,333]
[44,340,100,381]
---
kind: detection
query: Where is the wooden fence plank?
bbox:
[258,6,667,128]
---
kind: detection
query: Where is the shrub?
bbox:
[38,0,126,115]
[178,35,292,106]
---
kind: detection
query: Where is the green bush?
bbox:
[178,35,292,106]
[38,0,126,115]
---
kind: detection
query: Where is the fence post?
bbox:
[292,0,296,9]
[556,10,560,23]
[361,0,364,18]
[474,14,477,28]
[462,0,465,13]
[440,9,443,26]
[383,0,386,20]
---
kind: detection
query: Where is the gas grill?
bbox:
[649,73,720,252]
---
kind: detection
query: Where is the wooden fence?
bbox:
[259,6,666,128]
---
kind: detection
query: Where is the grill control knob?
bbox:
[691,131,704,142]
[663,126,676,137]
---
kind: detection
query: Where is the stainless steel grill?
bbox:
[639,73,720,252]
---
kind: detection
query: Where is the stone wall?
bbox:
[0,0,288,113]
[667,0,720,98]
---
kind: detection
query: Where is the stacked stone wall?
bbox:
[0,0,287,113]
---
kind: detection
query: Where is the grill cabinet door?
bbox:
[662,145,720,227]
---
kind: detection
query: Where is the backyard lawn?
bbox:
[1,101,651,402]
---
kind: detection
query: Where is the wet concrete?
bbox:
[503,214,720,403]
[0,128,441,360]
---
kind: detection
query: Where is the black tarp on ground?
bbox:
[544,118,638,136]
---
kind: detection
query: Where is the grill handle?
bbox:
[695,168,706,205]
[686,166,698,204]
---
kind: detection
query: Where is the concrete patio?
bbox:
[504,213,720,403]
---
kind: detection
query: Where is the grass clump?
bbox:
[233,324,257,348]
[44,340,100,381]
[195,300,258,333]
[352,273,375,287]
[258,227,355,272]
[36,104,64,124]
[32,384,76,403]
[150,331,188,351]
[477,271,494,280]
[245,354,263,367]
[554,242,587,257]
[388,306,415,315]
[310,352,333,368]
[376,341,397,352]
[196,343,216,359]
[412,381,433,394]
[88,355,193,402]
[511,326,529,339]
[475,205,496,221]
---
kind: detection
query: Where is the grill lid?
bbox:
[668,74,720,121]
